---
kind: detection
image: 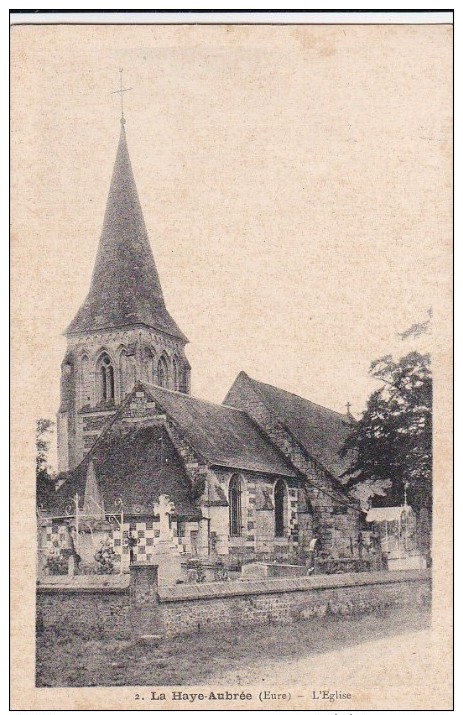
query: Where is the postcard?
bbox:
[10,13,453,710]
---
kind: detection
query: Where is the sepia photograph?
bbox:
[10,12,453,710]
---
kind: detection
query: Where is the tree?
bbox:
[341,351,432,512]
[36,418,55,508]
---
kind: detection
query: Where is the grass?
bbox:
[36,603,431,688]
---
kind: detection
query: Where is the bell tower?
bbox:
[57,110,190,473]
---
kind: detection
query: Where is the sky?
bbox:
[11,24,451,466]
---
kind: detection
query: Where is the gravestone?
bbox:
[240,562,268,580]
[67,554,75,576]
[155,495,175,541]
[150,495,183,585]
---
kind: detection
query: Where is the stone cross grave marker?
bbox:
[153,494,175,542]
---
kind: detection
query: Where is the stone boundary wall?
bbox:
[37,589,133,638]
[37,568,431,639]
[157,568,428,601]
[156,569,431,636]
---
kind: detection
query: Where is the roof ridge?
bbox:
[139,381,297,478]
[140,381,246,413]
[245,373,349,421]
[235,372,352,489]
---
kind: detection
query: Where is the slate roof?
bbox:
[224,372,354,479]
[50,424,201,518]
[66,122,187,340]
[141,382,298,478]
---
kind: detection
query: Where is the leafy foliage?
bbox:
[46,540,68,575]
[349,478,392,512]
[46,552,69,575]
[398,307,432,340]
[212,559,229,582]
[36,418,55,507]
[341,351,432,510]
[186,558,206,583]
[36,418,55,479]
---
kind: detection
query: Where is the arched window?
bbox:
[119,350,127,398]
[181,363,191,394]
[144,347,156,383]
[172,356,180,391]
[229,475,243,537]
[60,355,74,410]
[274,479,288,537]
[97,353,114,402]
[157,355,169,388]
[119,350,130,399]
[80,355,92,408]
[119,349,136,399]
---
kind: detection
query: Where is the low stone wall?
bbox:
[37,568,431,639]
[37,588,132,638]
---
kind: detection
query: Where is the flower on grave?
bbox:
[213,559,229,582]
[186,558,206,583]
[94,538,116,574]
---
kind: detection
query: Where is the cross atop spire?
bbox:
[111,67,132,124]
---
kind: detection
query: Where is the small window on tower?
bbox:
[157,355,168,389]
[80,355,92,408]
[144,347,156,383]
[97,353,115,402]
[172,356,180,391]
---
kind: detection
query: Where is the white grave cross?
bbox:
[154,494,176,542]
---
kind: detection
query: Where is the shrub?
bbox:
[314,557,372,575]
[46,551,68,575]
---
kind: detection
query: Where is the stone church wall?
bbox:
[209,469,330,564]
[224,379,360,557]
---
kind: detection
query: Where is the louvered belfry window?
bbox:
[99,353,114,401]
[229,475,242,537]
[157,355,168,388]
[172,356,180,391]
[80,355,92,407]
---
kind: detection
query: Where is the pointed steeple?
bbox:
[66,121,187,341]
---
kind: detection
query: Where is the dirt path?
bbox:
[200,627,431,686]
[198,627,449,709]
[37,605,438,693]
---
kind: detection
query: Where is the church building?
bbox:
[45,113,360,571]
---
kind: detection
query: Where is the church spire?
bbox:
[66,118,187,341]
